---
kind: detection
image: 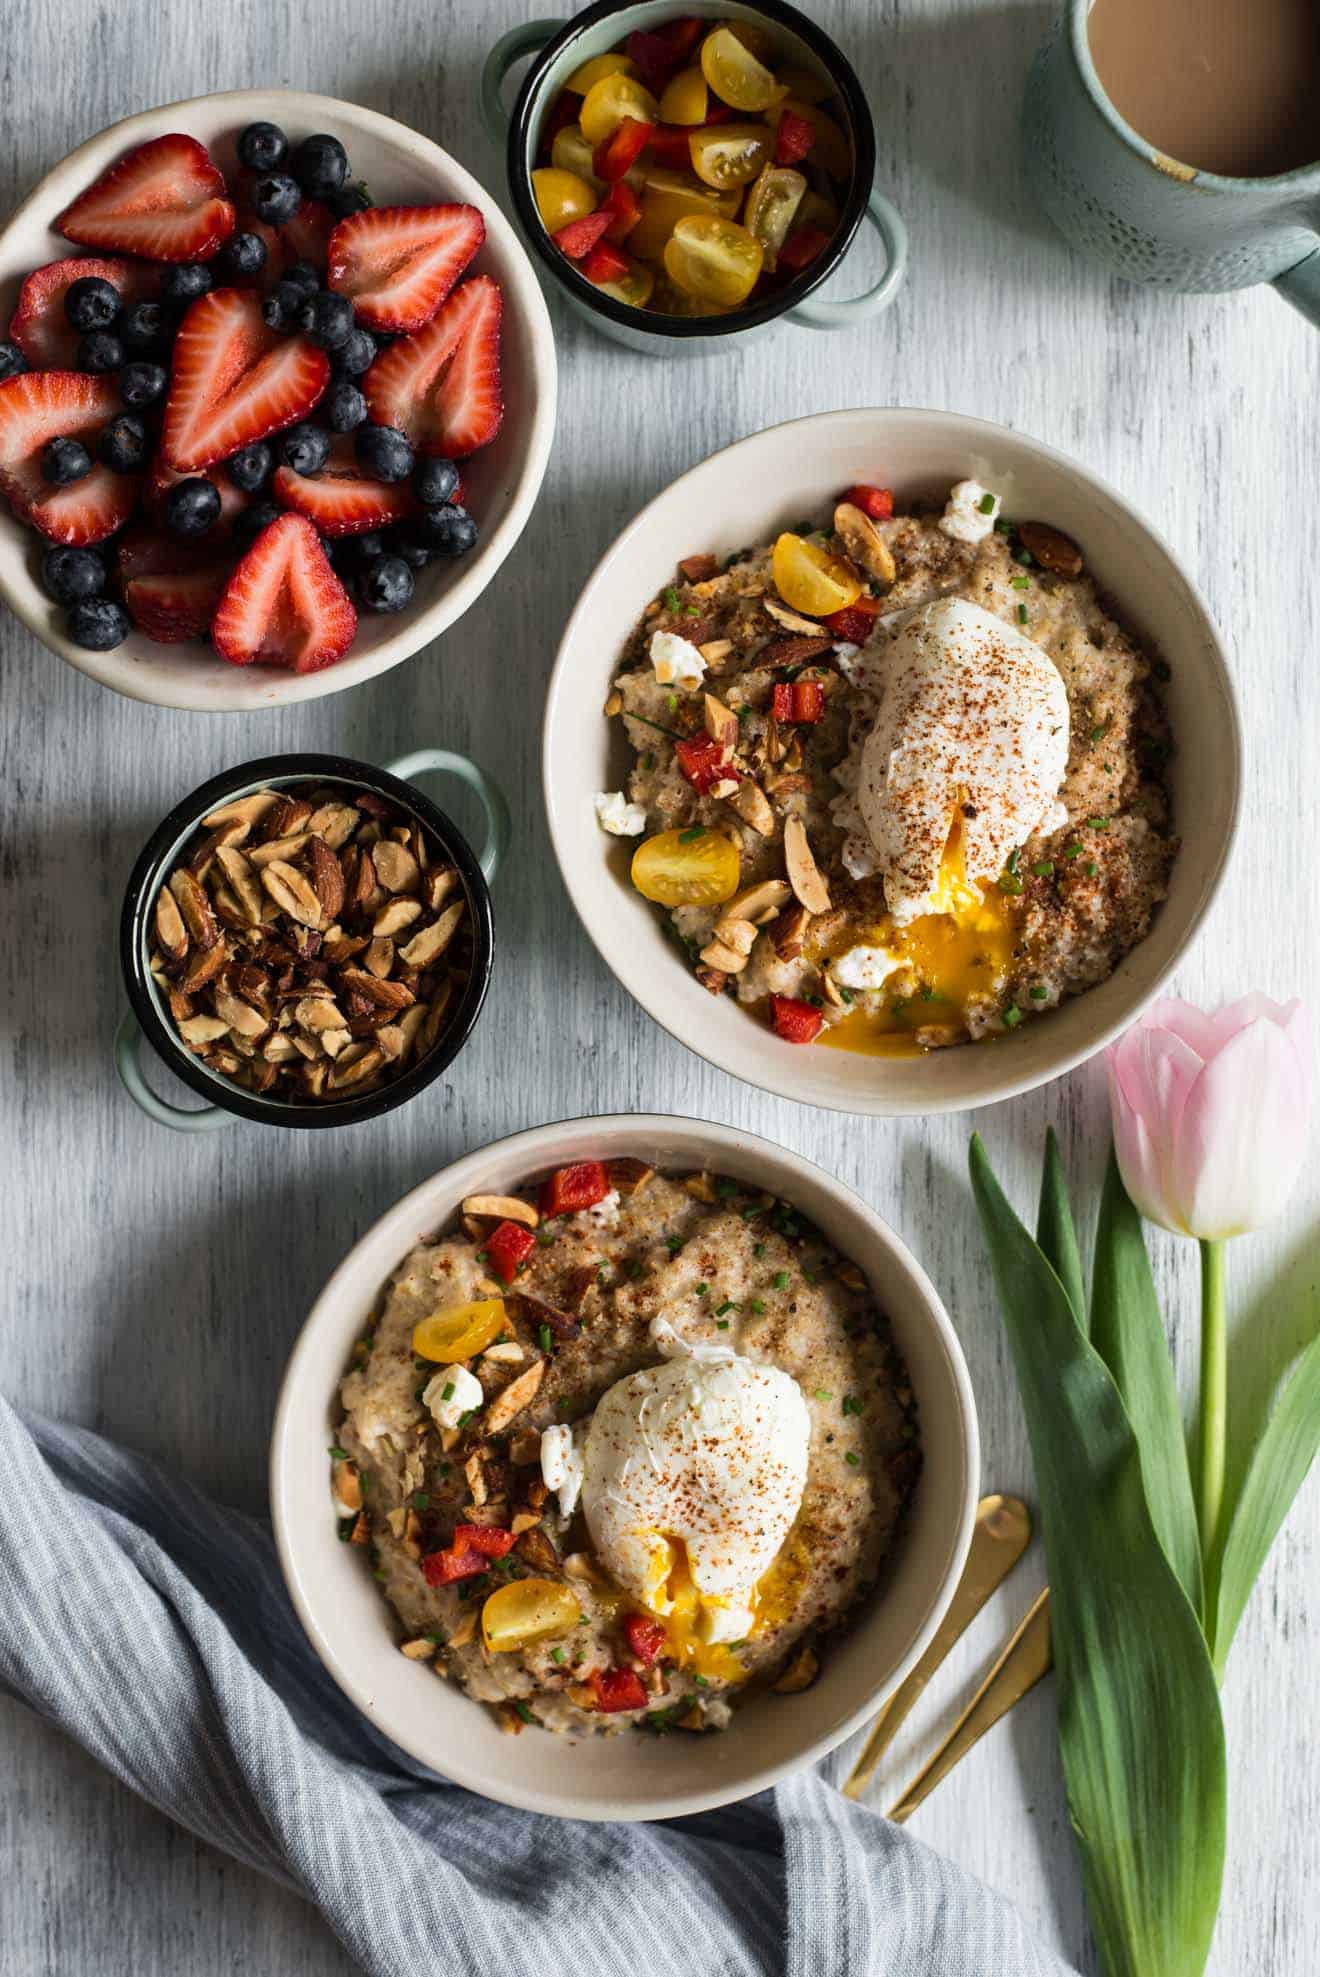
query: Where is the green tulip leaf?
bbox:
[1090,1151,1203,1618]
[971,1136,1226,1977]
[1208,1322,1320,1679]
[1037,1128,1086,1331]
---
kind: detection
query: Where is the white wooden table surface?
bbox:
[3,1,1317,1970]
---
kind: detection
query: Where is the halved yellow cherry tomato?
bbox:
[531,167,597,233]
[412,1297,506,1364]
[700,26,786,113]
[726,20,778,63]
[649,274,729,318]
[629,168,739,259]
[564,51,636,96]
[743,164,807,268]
[664,213,763,307]
[658,64,708,125]
[772,533,863,616]
[777,64,834,105]
[590,256,655,308]
[773,98,852,181]
[688,123,772,192]
[482,1578,581,1652]
[579,73,659,145]
[631,827,741,907]
[550,124,604,186]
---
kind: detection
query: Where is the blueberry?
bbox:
[328,181,371,220]
[41,544,104,604]
[413,455,459,507]
[387,523,431,571]
[119,360,168,408]
[64,275,121,332]
[283,260,322,298]
[276,422,331,475]
[41,436,92,486]
[120,300,166,353]
[261,281,304,332]
[298,290,355,351]
[293,133,349,200]
[225,442,273,494]
[332,325,377,377]
[67,597,130,649]
[419,503,479,557]
[355,422,413,483]
[358,554,413,613]
[324,379,367,433]
[0,340,27,381]
[215,230,268,279]
[77,330,124,373]
[163,475,222,537]
[98,413,150,474]
[160,263,213,308]
[253,173,302,223]
[238,121,289,173]
[231,500,281,548]
[350,529,387,563]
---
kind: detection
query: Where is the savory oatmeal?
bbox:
[333,1156,920,1736]
[598,479,1177,1053]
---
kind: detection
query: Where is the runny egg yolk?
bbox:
[644,1536,750,1683]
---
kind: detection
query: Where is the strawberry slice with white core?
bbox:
[56,134,235,262]
[162,288,330,472]
[9,256,152,367]
[327,203,485,332]
[363,274,502,457]
[272,439,415,535]
[125,564,232,643]
[211,512,356,672]
[279,198,334,267]
[0,370,139,542]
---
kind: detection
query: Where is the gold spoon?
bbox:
[843,1494,1032,1801]
[886,1590,1053,1822]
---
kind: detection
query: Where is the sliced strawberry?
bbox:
[116,524,192,581]
[125,564,231,642]
[162,288,329,472]
[8,256,152,368]
[363,275,502,458]
[211,513,356,672]
[552,210,612,261]
[327,203,485,333]
[147,455,247,534]
[279,198,334,266]
[599,182,641,243]
[0,370,138,542]
[272,440,415,536]
[56,134,234,262]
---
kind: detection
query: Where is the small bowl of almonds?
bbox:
[116,749,506,1130]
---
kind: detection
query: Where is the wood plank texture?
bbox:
[1,2,1316,1971]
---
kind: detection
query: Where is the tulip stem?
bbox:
[1197,1238,1228,1560]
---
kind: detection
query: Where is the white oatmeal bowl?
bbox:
[543,409,1241,1115]
[270,1113,978,1821]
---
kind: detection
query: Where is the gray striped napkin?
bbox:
[0,1397,1073,1976]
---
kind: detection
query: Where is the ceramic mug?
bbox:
[1023,0,1320,324]
[481,0,907,354]
[116,749,508,1133]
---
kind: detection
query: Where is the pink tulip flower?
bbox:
[1105,994,1312,1240]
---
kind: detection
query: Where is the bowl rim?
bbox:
[268,1111,980,1820]
[541,405,1244,1116]
[505,0,877,339]
[0,86,558,710]
[119,750,495,1128]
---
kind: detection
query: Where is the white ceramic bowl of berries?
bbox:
[0,89,557,709]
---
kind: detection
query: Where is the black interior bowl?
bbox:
[120,752,496,1130]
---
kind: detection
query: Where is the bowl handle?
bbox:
[114,1010,234,1132]
[385,750,510,886]
[481,20,567,142]
[786,186,908,331]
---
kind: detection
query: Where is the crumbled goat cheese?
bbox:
[594,791,648,836]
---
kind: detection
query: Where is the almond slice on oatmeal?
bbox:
[833,502,896,586]
[720,879,790,928]
[700,935,751,974]
[702,693,740,750]
[483,1358,547,1436]
[604,1157,654,1197]
[463,1193,539,1228]
[763,596,823,635]
[399,1637,435,1661]
[784,817,832,914]
[726,780,775,835]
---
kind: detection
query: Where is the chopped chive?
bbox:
[693,1673,710,1687]
[845,1450,861,1468]
[662,586,680,610]
[457,1408,475,1427]
[715,1299,738,1316]
[1029,986,1049,1001]
[1007,848,1020,875]
[716,1320,730,1330]
[1016,547,1034,566]
[538,1323,553,1353]
[815,1387,832,1401]
[328,1445,348,1460]
[1017,603,1028,625]
[1088,816,1110,829]
[977,492,996,514]
[442,1382,455,1402]
[629,713,683,740]
[997,871,1024,894]
[842,1395,862,1416]
[642,751,655,770]
[1010,574,1030,590]
[1084,860,1099,877]
[1031,859,1054,877]
[1063,842,1083,859]
[666,1234,684,1253]
[772,1270,790,1290]
[683,603,701,616]
[695,1281,709,1296]
[678,825,706,844]
[413,1491,430,1509]
[515,1701,534,1724]
[665,693,678,712]
[737,704,752,724]
[749,1298,765,1314]
[839,986,854,1004]
[424,1630,444,1645]
[754,1242,766,1258]
[802,1267,817,1286]
[804,993,823,1008]
[1002,1004,1023,1028]
[715,1177,738,1197]
[1090,720,1110,744]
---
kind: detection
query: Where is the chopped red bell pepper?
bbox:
[774,107,816,166]
[660,16,703,62]
[771,680,825,724]
[592,1666,649,1713]
[841,484,894,521]
[485,1218,537,1283]
[599,180,641,242]
[552,209,613,260]
[675,732,736,795]
[778,224,831,273]
[593,116,655,183]
[455,1523,517,1559]
[627,26,686,94]
[541,1160,611,1216]
[648,123,697,170]
[824,595,885,642]
[623,1613,668,1666]
[770,994,824,1045]
[421,1539,488,1586]
[582,239,632,285]
[537,90,580,161]
[703,101,735,125]
[770,682,794,723]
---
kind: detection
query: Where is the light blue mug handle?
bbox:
[786,187,908,330]
[115,750,509,1133]
[1274,248,1320,329]
[482,20,566,143]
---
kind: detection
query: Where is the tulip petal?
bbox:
[1204,992,1296,1056]
[1174,1018,1310,1238]
[1140,996,1218,1062]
